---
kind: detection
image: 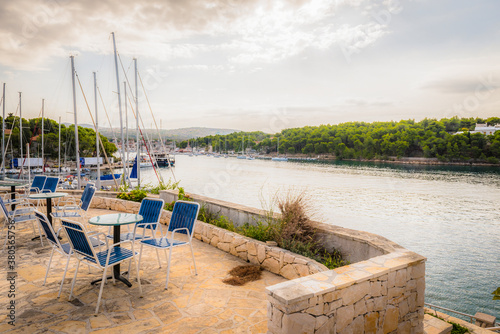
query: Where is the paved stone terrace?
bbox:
[0,208,286,333]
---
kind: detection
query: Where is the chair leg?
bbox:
[96,266,108,314]
[165,246,173,290]
[138,243,144,270]
[43,248,55,285]
[69,259,81,301]
[58,254,71,298]
[155,249,161,268]
[189,242,197,275]
[36,222,44,247]
[133,256,142,296]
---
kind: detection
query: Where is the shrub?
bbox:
[117,189,147,202]
[165,187,191,211]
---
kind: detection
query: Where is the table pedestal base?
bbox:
[91,274,132,287]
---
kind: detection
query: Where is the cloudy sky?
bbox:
[0,0,499,132]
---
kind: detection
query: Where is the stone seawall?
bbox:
[83,193,426,333]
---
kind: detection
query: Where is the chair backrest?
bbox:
[80,185,96,212]
[0,197,10,219]
[168,201,200,238]
[137,197,165,230]
[31,176,47,192]
[41,177,59,193]
[61,219,95,259]
[35,210,59,247]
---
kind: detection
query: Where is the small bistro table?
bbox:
[88,213,143,287]
[29,192,68,225]
[0,179,29,210]
[29,192,68,241]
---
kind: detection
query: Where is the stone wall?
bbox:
[194,221,327,280]
[267,250,426,334]
[90,194,426,333]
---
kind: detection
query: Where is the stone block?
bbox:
[410,263,425,279]
[235,242,247,252]
[343,281,370,305]
[366,296,387,312]
[315,315,329,330]
[247,241,257,256]
[395,269,407,287]
[388,287,404,300]
[262,257,280,274]
[271,306,283,328]
[365,312,379,334]
[282,312,316,334]
[406,279,417,292]
[350,315,365,334]
[223,232,234,243]
[218,242,230,252]
[324,299,343,315]
[398,300,409,318]
[306,303,324,316]
[371,280,382,297]
[284,253,295,264]
[257,244,266,263]
[210,236,219,247]
[387,271,397,288]
[354,299,367,318]
[237,251,248,262]
[247,254,259,265]
[294,264,310,278]
[280,264,300,280]
[383,306,399,334]
[336,304,354,332]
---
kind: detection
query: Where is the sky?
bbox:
[0,0,499,133]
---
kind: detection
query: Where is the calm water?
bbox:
[138,155,500,319]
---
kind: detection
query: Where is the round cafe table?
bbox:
[88,213,143,287]
[0,179,29,210]
[29,192,68,241]
[29,192,68,225]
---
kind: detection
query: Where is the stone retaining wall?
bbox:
[88,194,426,333]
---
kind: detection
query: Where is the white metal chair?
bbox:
[0,196,39,250]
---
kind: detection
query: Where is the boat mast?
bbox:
[19,92,22,174]
[58,116,61,178]
[1,83,5,176]
[41,99,44,171]
[134,58,140,186]
[70,55,81,189]
[124,81,129,175]
[111,32,128,187]
[94,72,100,190]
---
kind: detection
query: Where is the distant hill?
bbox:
[92,126,238,141]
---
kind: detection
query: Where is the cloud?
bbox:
[422,74,500,95]
[0,0,395,70]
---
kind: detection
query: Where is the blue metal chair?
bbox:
[30,175,47,193]
[35,211,105,298]
[0,196,38,250]
[139,200,200,289]
[52,184,96,221]
[62,219,142,313]
[40,177,59,193]
[112,197,165,242]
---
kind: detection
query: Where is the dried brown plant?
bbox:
[222,265,263,286]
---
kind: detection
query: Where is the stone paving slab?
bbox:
[0,208,286,333]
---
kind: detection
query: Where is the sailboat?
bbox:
[237,136,246,159]
[272,137,288,161]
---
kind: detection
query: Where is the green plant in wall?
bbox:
[493,287,500,300]
[117,189,148,202]
[165,187,192,211]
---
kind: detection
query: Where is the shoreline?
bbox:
[257,154,500,167]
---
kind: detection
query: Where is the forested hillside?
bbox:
[182,117,500,163]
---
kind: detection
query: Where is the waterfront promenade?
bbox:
[0,207,286,333]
